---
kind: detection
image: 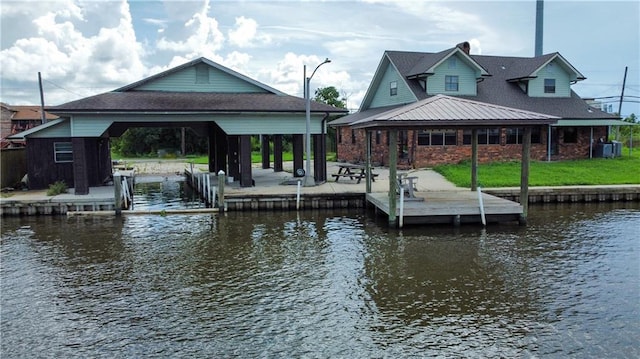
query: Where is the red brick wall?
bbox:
[336,126,608,167]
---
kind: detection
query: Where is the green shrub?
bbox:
[46,181,68,196]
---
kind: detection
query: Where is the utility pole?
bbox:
[38,72,46,124]
[617,66,628,117]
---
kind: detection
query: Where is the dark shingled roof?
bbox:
[47,91,347,114]
[336,49,616,126]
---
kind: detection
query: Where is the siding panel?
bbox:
[72,117,112,137]
[369,63,415,108]
[427,54,477,96]
[528,59,571,97]
[26,138,75,189]
[135,67,268,93]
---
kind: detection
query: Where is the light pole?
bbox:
[304,57,331,186]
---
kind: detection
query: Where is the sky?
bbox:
[1,0,638,117]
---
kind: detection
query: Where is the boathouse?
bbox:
[10,58,347,193]
[331,42,628,168]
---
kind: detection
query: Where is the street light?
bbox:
[304,57,331,187]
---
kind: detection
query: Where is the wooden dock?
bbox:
[366,190,523,226]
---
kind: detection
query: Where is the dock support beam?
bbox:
[228,135,240,181]
[240,135,253,187]
[388,129,398,227]
[313,133,326,182]
[261,135,270,169]
[365,130,372,193]
[471,128,478,191]
[114,172,122,216]
[218,170,226,212]
[273,134,283,172]
[292,134,304,176]
[519,127,532,225]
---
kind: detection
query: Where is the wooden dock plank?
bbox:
[366,190,523,225]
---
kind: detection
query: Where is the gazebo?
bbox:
[350,95,559,226]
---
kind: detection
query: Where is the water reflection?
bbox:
[1,202,638,357]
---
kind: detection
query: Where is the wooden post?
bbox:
[71,137,89,195]
[273,134,283,172]
[388,129,398,227]
[217,170,225,212]
[313,133,326,182]
[292,134,304,176]
[519,127,532,225]
[239,135,253,187]
[261,134,270,169]
[471,128,478,191]
[365,130,372,193]
[114,172,122,216]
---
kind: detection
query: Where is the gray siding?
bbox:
[71,116,112,137]
[369,63,415,108]
[28,120,71,138]
[216,114,325,135]
[427,54,477,96]
[69,113,322,136]
[135,66,268,93]
[528,59,571,97]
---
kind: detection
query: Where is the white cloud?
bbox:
[0,0,145,104]
[228,16,271,48]
[156,0,224,56]
[0,1,637,116]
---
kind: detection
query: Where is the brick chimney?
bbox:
[457,41,470,54]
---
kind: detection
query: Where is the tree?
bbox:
[314,86,347,109]
[111,127,208,157]
[619,113,639,147]
[314,86,347,154]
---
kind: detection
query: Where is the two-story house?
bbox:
[330,42,622,168]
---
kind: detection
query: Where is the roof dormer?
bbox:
[506,53,585,98]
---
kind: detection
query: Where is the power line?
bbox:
[43,79,86,97]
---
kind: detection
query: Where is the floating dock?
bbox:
[366,190,523,225]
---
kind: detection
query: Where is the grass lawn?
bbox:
[433,148,640,187]
[116,150,639,187]
[185,152,337,164]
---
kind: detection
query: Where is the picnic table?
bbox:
[331,164,378,184]
[397,172,419,198]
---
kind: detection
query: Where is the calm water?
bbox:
[1,200,639,358]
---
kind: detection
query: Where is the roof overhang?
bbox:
[353,119,556,130]
[552,119,635,127]
[351,94,559,130]
[7,118,67,139]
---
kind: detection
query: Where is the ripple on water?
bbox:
[1,204,638,357]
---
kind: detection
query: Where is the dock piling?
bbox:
[114,172,122,216]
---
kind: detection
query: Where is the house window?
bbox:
[563,127,578,143]
[351,129,356,144]
[54,142,73,163]
[463,128,500,145]
[417,130,457,146]
[445,75,459,92]
[338,128,342,143]
[506,128,542,144]
[448,57,457,69]
[375,130,381,145]
[544,78,555,93]
[390,81,398,96]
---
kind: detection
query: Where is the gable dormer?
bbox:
[507,53,585,98]
[408,44,490,97]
